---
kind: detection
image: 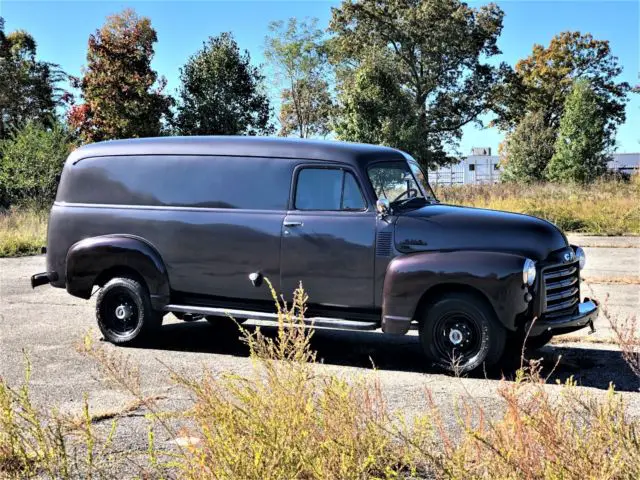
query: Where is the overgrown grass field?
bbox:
[436,178,640,235]
[0,208,48,257]
[0,179,638,257]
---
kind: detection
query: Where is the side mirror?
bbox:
[376,198,391,217]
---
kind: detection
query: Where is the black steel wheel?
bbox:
[419,292,506,374]
[96,277,162,345]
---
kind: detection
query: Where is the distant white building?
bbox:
[608,153,640,175]
[428,148,640,186]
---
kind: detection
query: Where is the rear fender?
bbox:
[382,250,529,334]
[66,235,170,309]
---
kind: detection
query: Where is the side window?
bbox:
[294,168,366,211]
[342,172,366,210]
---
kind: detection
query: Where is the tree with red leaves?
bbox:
[68,9,172,143]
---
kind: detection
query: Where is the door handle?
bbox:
[283,221,303,227]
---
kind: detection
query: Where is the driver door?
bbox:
[280,165,376,308]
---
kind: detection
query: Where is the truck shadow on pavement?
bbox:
[137,321,640,393]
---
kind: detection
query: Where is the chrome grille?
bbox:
[543,262,580,318]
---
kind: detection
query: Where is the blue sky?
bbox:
[1,0,638,153]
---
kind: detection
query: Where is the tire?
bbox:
[419,292,506,374]
[96,276,163,345]
[525,331,553,351]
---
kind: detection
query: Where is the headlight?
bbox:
[575,246,586,270]
[523,258,536,286]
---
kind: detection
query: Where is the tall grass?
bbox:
[435,178,640,235]
[78,282,640,480]
[0,208,47,257]
[79,282,433,479]
[0,357,120,479]
[4,283,640,478]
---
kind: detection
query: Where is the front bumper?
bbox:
[528,298,599,337]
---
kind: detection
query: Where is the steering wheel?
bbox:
[391,188,418,203]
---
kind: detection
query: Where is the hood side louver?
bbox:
[376,231,392,257]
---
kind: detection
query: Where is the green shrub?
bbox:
[0,122,72,209]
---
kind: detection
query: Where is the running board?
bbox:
[164,304,379,331]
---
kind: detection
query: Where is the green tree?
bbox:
[68,9,172,143]
[335,53,416,149]
[0,121,72,207]
[0,18,65,140]
[175,33,273,136]
[329,0,505,169]
[499,110,556,183]
[265,18,333,138]
[492,32,630,138]
[546,79,611,183]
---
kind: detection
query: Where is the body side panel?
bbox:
[51,205,284,302]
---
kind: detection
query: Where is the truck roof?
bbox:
[67,136,406,167]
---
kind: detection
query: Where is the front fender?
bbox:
[66,235,170,308]
[382,250,529,334]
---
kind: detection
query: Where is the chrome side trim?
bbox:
[164,305,277,321]
[164,305,379,331]
[384,315,412,322]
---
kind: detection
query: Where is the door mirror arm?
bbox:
[376,199,392,218]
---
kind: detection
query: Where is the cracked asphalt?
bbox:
[0,236,639,459]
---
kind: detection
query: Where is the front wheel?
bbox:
[96,277,162,345]
[419,292,506,374]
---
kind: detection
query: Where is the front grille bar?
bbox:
[545,276,578,291]
[544,266,577,280]
[545,297,579,313]
[546,287,579,302]
[542,259,580,318]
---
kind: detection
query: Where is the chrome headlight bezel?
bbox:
[575,246,586,270]
[523,258,536,286]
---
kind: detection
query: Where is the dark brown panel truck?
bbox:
[31,136,598,373]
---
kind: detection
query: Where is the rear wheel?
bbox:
[419,292,506,374]
[96,277,162,345]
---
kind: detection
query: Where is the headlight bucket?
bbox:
[523,258,536,286]
[575,246,586,270]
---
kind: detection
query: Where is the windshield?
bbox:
[367,160,436,207]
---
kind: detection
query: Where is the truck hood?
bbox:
[394,203,568,261]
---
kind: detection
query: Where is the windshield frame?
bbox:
[365,157,437,207]
[405,157,437,202]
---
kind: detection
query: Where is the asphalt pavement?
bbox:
[0,241,639,460]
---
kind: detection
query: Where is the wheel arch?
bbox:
[382,250,530,335]
[94,265,147,289]
[66,234,170,310]
[413,282,497,326]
